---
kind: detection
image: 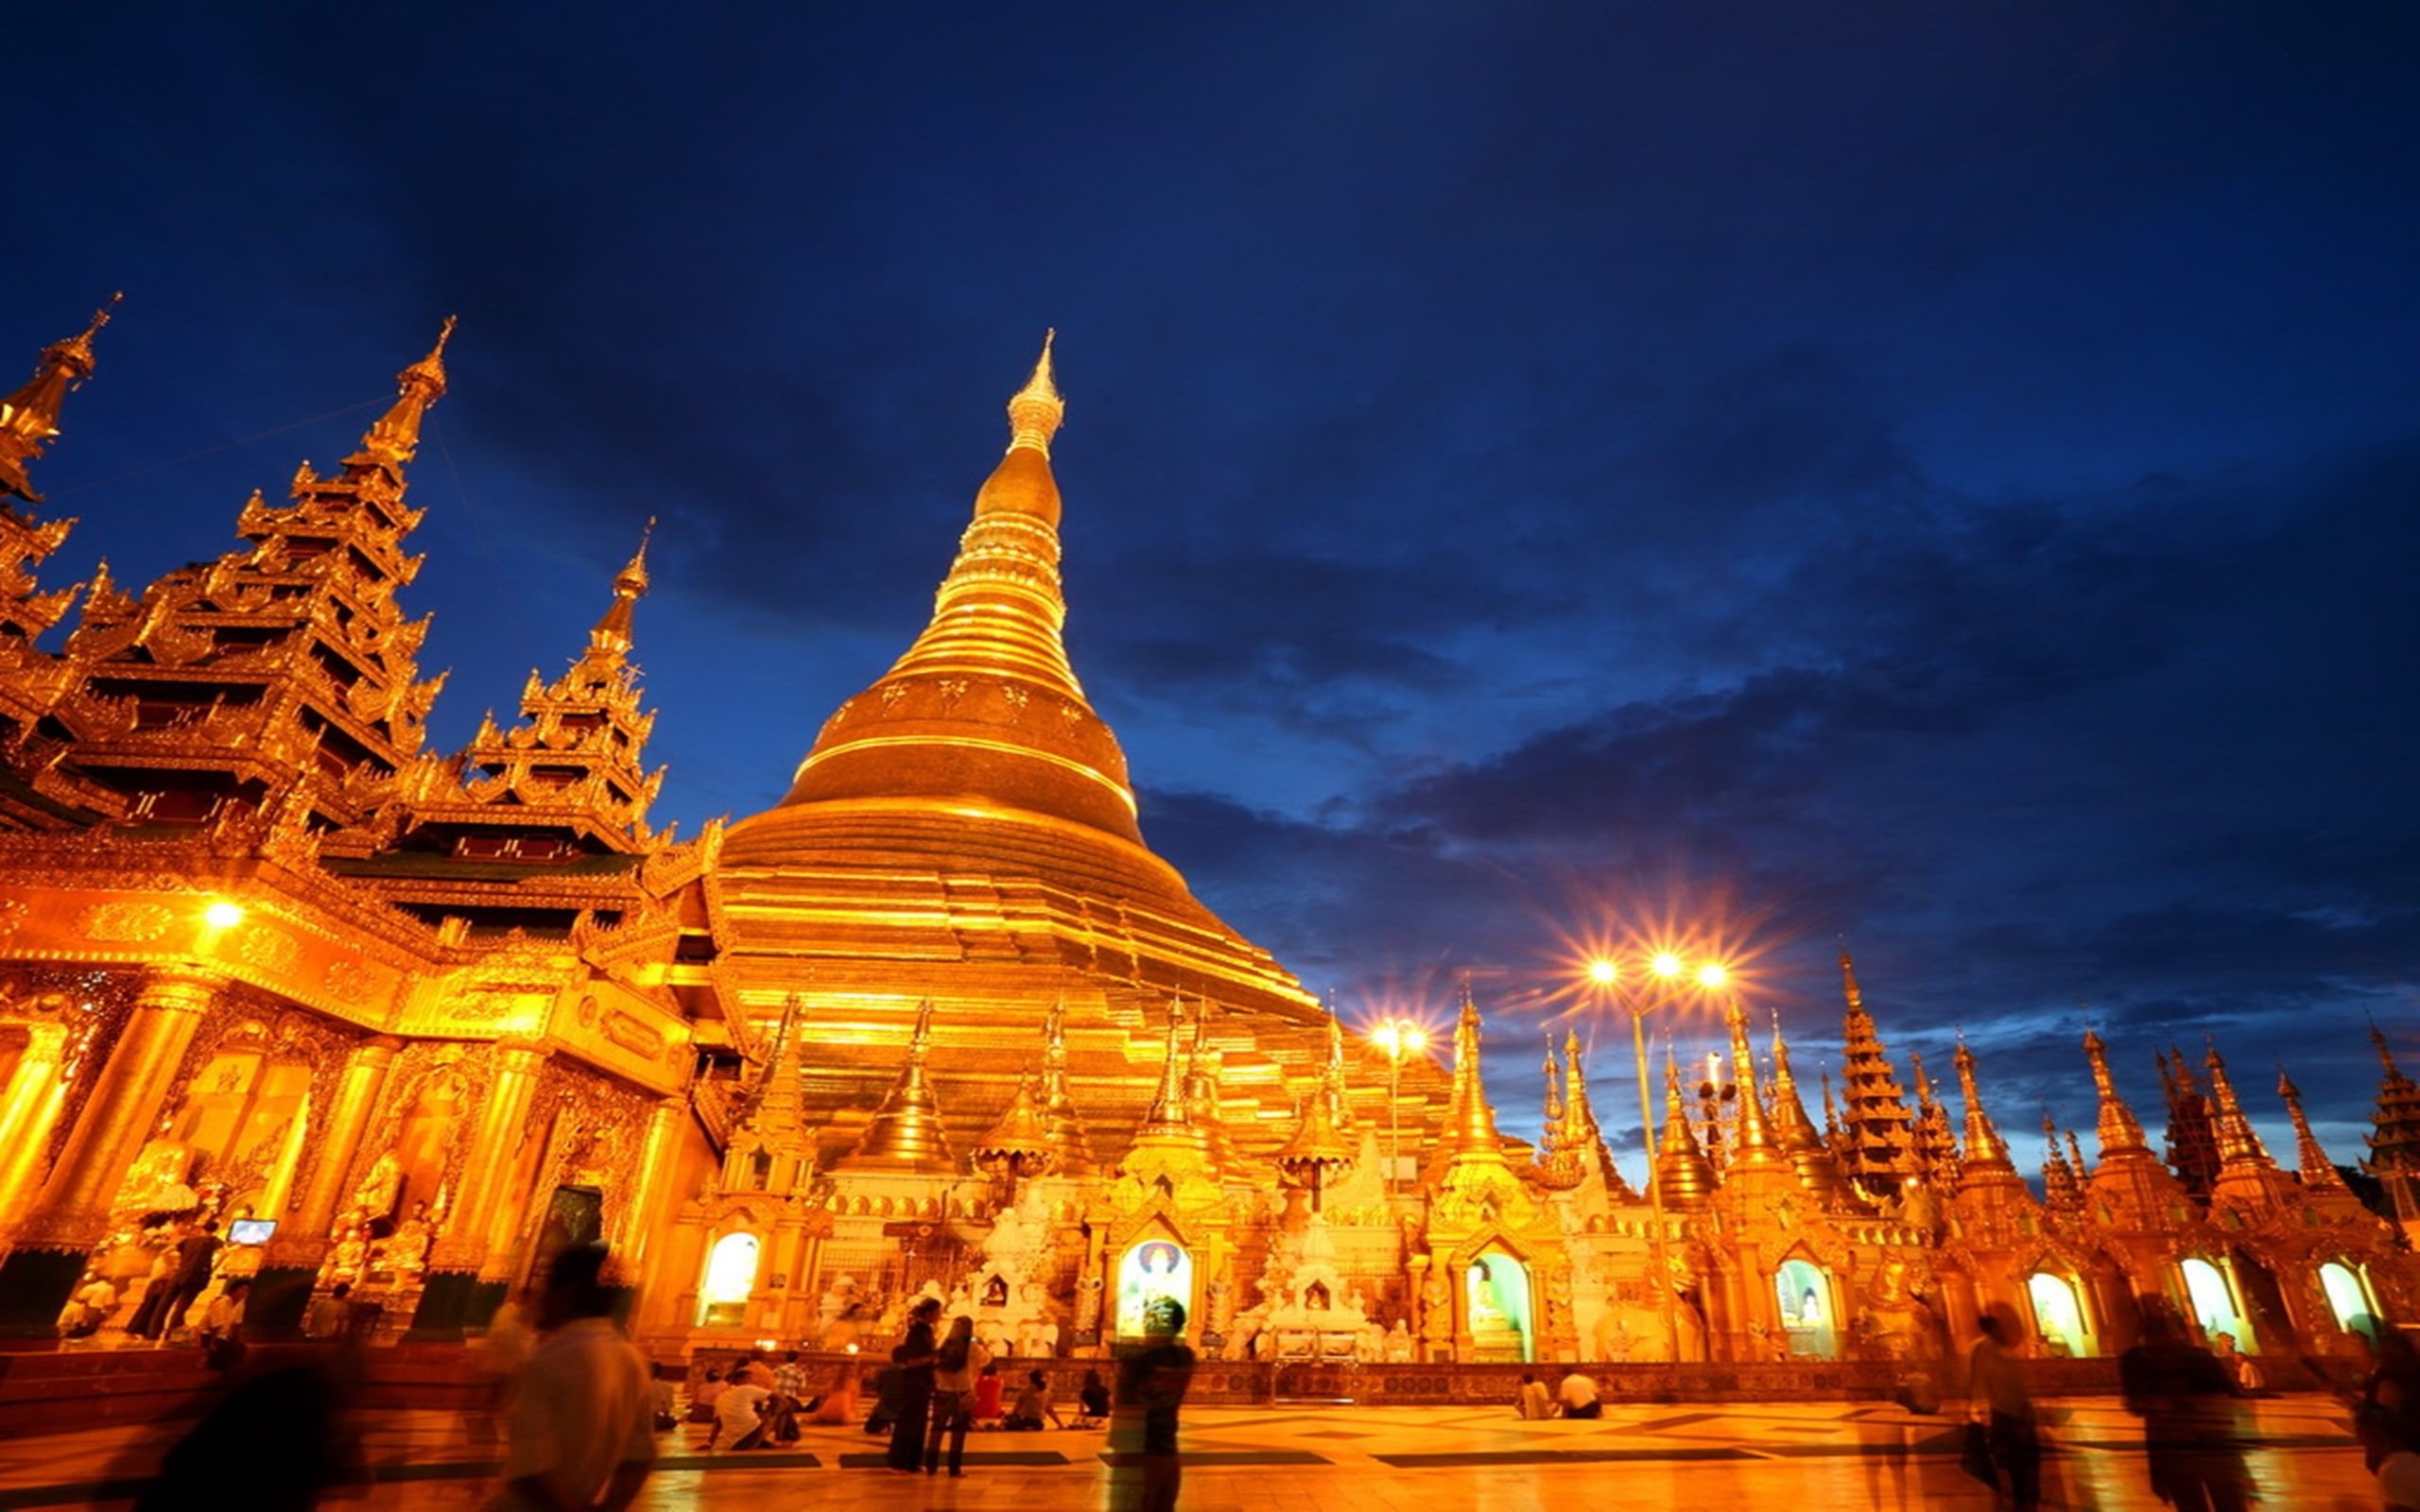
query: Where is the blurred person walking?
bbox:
[495,1246,655,1512]
[1967,1309,2040,1511]
[2121,1301,2251,1512]
[884,1297,942,1471]
[1110,1298,1196,1512]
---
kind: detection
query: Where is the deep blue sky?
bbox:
[14,5,2416,1178]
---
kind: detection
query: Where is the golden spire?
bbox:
[1654,1045,1718,1207]
[1186,1006,1239,1174]
[2039,1113,2078,1207]
[1909,1051,1962,1179]
[1440,980,1508,1161]
[972,1070,1056,1177]
[1542,1034,1566,1128]
[588,519,652,659]
[1005,330,1063,458]
[2201,1043,2273,1170]
[1767,1013,1851,1201]
[0,292,120,505]
[1952,1037,2014,1172]
[750,333,1163,858]
[1037,998,1097,1173]
[1140,995,1196,1135]
[1721,995,1784,1168]
[2276,1067,2354,1194]
[2081,1028,2151,1159]
[1276,1018,1357,1205]
[837,1000,958,1175]
[2066,1127,2090,1180]
[348,316,455,474]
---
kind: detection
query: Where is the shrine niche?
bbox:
[1773,1255,1838,1360]
[1115,1236,1192,1338]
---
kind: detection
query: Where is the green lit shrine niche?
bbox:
[2322,1261,2379,1341]
[698,1229,761,1327]
[2026,1272,2094,1358]
[1115,1237,1193,1339]
[1466,1252,1532,1363]
[1774,1258,1837,1360]
[2181,1257,2254,1354]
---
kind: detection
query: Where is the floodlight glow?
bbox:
[202,901,245,929]
[1696,963,1730,988]
[1651,953,1685,979]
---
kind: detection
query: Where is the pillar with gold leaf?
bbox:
[248,1036,402,1336]
[0,967,222,1338]
[0,1016,77,1231]
[408,1039,548,1338]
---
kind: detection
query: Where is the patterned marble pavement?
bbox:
[0,1396,2384,1509]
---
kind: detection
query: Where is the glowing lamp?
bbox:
[1587,959,1619,985]
[1696,963,1729,988]
[202,901,245,929]
[1650,953,1684,979]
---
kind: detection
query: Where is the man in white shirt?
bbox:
[501,1247,656,1512]
[1555,1371,1602,1419]
[716,1381,773,1452]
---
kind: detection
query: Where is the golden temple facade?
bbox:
[0,303,2408,1382]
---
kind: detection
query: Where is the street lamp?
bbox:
[1369,1018,1427,1198]
[1581,951,1725,1366]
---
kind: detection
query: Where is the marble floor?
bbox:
[0,1395,2380,1510]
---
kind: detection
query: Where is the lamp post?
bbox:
[1370,1018,1426,1198]
[1582,954,1726,1366]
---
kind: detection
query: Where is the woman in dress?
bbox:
[884,1297,942,1472]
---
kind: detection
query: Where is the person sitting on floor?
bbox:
[1004,1369,1067,1431]
[972,1360,1006,1427]
[715,1379,774,1452]
[1515,1372,1553,1419]
[1074,1368,1111,1428]
[1555,1370,1602,1419]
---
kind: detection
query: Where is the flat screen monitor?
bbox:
[227,1218,277,1246]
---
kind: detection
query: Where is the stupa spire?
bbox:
[1005,330,1063,457]
[2366,1023,2420,1177]
[1768,1012,1852,1202]
[1835,950,1918,1194]
[1722,995,1785,1169]
[1440,981,1508,1162]
[2160,1044,2221,1198]
[1141,995,1195,1134]
[1910,1052,1962,1181]
[1654,1046,1718,1207]
[1036,998,1097,1173]
[971,1070,1056,1179]
[1186,1006,1239,1175]
[1953,1037,2013,1172]
[589,520,651,659]
[0,292,119,505]
[2040,1114,2081,1209]
[838,1000,957,1175]
[2082,1029,2151,1159]
[2203,1043,2273,1170]
[346,316,454,476]
[2277,1068,2354,1194]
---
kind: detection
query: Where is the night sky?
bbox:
[13,6,2416,1177]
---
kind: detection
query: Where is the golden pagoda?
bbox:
[0,303,2410,1388]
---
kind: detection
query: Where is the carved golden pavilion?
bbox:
[0,302,2407,1380]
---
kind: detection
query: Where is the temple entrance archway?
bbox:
[1774,1258,1836,1360]
[2027,1272,2095,1358]
[1115,1237,1193,1339]
[2182,1257,2253,1352]
[1465,1252,1532,1362]
[2322,1262,2380,1341]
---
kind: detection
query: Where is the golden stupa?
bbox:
[716,335,1346,1176]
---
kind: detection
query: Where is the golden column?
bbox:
[410,1040,547,1337]
[0,1021,75,1228]
[0,967,222,1338]
[605,1095,686,1294]
[248,1037,399,1336]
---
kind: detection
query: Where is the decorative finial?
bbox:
[1005,328,1063,456]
